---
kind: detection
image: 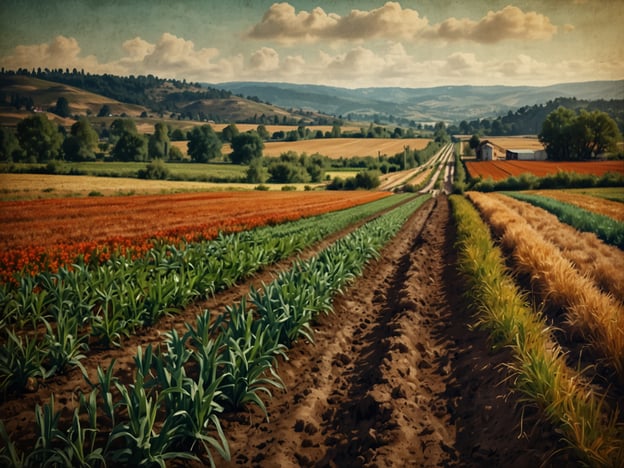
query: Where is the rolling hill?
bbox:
[215,80,624,123]
[0,72,336,126]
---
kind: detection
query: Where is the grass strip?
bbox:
[450,194,624,468]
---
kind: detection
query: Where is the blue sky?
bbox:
[0,0,622,87]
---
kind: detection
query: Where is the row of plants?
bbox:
[0,194,430,467]
[504,191,624,248]
[450,194,624,467]
[0,194,415,398]
[487,193,624,304]
[467,170,624,193]
[467,191,624,381]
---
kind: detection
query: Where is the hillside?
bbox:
[215,80,624,124]
[0,71,336,126]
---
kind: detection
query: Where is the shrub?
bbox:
[138,159,171,180]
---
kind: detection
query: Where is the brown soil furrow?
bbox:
[218,196,564,467]
[0,197,411,450]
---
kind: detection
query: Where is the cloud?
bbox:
[1,35,105,72]
[248,2,557,44]
[249,47,280,71]
[247,2,428,42]
[430,5,557,43]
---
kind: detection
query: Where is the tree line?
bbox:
[451,97,624,137]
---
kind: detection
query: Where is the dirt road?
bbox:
[218,196,562,467]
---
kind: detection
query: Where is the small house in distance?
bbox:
[476,140,506,160]
[506,149,547,160]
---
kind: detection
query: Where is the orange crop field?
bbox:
[465,160,624,181]
[0,190,388,282]
[263,137,432,158]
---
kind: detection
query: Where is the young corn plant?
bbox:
[0,329,48,398]
[43,309,88,375]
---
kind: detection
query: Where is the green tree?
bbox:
[246,157,268,183]
[230,131,264,164]
[187,125,222,162]
[256,124,270,140]
[468,134,481,150]
[538,107,619,160]
[148,122,170,159]
[63,118,99,161]
[0,127,22,161]
[111,131,147,161]
[109,118,137,146]
[16,114,63,162]
[97,104,111,117]
[53,97,70,118]
[268,161,310,183]
[221,123,240,143]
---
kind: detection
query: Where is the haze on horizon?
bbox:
[0,0,622,89]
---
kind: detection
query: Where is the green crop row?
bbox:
[0,194,414,398]
[504,192,624,248]
[450,195,624,467]
[0,194,430,467]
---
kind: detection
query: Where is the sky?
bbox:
[0,0,622,88]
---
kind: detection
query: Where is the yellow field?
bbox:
[0,173,322,200]
[171,137,431,159]
[263,138,432,158]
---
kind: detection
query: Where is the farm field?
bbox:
[0,190,388,280]
[0,173,319,201]
[465,159,624,181]
[1,182,623,465]
[526,188,624,221]
[0,193,569,467]
[263,137,432,158]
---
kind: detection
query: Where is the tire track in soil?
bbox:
[218,196,563,467]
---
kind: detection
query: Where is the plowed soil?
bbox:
[215,196,565,467]
[2,195,568,466]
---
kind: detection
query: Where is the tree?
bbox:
[187,125,222,162]
[246,158,268,183]
[16,114,63,162]
[63,118,99,161]
[221,123,240,142]
[468,134,481,150]
[111,131,147,161]
[0,127,22,161]
[98,104,112,117]
[109,118,137,145]
[256,124,270,141]
[53,97,70,118]
[230,131,264,164]
[539,107,619,160]
[148,122,170,159]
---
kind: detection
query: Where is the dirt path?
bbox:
[217,196,564,467]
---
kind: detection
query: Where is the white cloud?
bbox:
[430,5,557,43]
[249,47,280,71]
[248,2,557,44]
[1,35,105,72]
[1,33,622,88]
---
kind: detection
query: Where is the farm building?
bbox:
[476,140,506,160]
[506,149,547,160]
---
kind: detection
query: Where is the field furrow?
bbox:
[218,197,558,467]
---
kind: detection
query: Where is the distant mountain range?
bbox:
[214,80,624,123]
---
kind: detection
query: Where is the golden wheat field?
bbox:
[481,136,545,150]
[263,137,432,158]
